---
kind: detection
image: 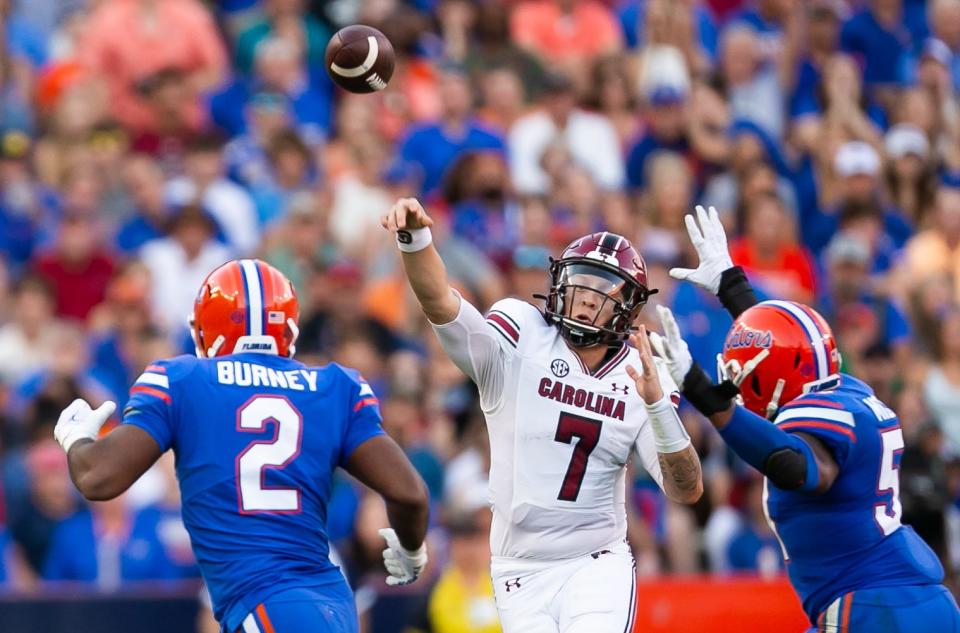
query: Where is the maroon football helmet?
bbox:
[542,232,657,347]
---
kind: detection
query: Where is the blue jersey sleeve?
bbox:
[121,359,177,452]
[773,396,857,468]
[339,369,385,466]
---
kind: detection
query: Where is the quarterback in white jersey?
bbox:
[382,198,703,633]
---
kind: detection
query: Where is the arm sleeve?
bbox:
[719,405,823,492]
[717,266,760,319]
[772,398,856,469]
[121,361,176,453]
[431,293,517,412]
[339,371,386,467]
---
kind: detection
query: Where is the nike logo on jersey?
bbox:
[216,361,319,392]
[538,378,626,421]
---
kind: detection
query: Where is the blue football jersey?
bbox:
[121,352,384,630]
[765,374,944,622]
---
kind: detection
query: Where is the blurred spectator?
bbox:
[396,65,505,198]
[0,130,58,271]
[820,232,912,370]
[210,37,332,142]
[924,308,960,452]
[7,441,79,576]
[730,193,817,304]
[33,213,116,322]
[638,151,694,264]
[626,46,700,192]
[86,263,165,406]
[42,492,194,587]
[902,185,960,298]
[262,190,335,300]
[510,0,622,73]
[509,72,623,195]
[428,508,500,633]
[619,0,717,71]
[901,420,953,569]
[139,204,231,336]
[884,123,937,226]
[80,0,226,135]
[114,155,170,255]
[901,1,960,90]
[329,140,393,261]
[459,0,546,100]
[298,260,405,363]
[725,474,784,576]
[788,0,844,120]
[476,67,528,134]
[0,276,60,387]
[447,151,519,269]
[234,0,331,75]
[248,128,318,228]
[506,244,550,301]
[718,24,786,140]
[840,0,912,92]
[582,55,641,148]
[809,141,911,256]
[165,133,260,255]
[700,122,798,220]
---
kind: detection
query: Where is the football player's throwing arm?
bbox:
[380,198,460,325]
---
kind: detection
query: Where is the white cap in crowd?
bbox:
[884,123,929,160]
[834,141,881,178]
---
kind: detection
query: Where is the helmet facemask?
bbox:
[544,260,651,348]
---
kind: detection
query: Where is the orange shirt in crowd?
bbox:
[730,238,819,304]
[80,0,226,132]
[510,0,623,65]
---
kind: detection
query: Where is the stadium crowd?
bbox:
[3,0,960,630]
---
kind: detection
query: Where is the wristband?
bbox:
[396,227,433,253]
[645,394,691,453]
[717,266,759,319]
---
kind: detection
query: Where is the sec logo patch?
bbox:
[551,359,570,377]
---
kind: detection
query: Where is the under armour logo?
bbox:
[611,383,630,395]
[504,577,522,592]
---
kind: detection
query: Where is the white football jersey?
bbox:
[433,295,679,561]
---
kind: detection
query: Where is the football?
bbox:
[324,25,395,94]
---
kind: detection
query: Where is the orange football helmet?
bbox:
[191,259,300,358]
[720,300,841,419]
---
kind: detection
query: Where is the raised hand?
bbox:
[648,305,694,389]
[669,205,734,295]
[626,325,664,405]
[380,197,435,234]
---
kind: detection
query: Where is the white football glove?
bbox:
[649,305,694,389]
[54,398,116,453]
[669,205,734,295]
[379,528,427,586]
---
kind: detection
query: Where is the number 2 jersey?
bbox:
[120,352,384,631]
[765,374,943,622]
[433,295,678,561]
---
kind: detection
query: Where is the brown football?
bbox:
[324,25,395,94]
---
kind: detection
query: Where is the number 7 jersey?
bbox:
[120,352,384,632]
[433,296,677,561]
[764,374,944,622]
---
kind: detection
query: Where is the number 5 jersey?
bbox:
[433,295,679,561]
